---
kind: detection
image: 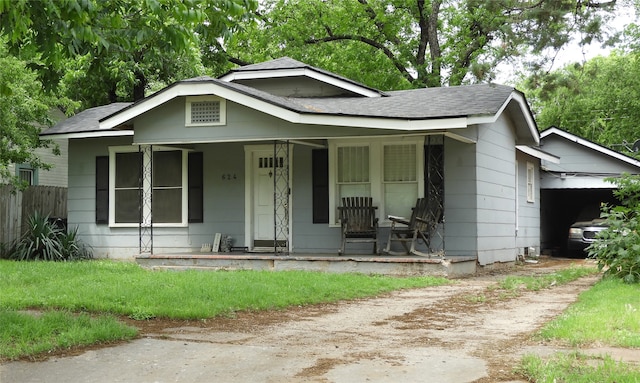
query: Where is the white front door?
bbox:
[245,146,292,251]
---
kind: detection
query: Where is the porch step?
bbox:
[136,253,478,278]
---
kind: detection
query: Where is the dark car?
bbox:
[567,205,608,255]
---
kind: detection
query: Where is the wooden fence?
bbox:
[0,185,67,246]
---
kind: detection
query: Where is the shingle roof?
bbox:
[195,77,515,119]
[42,58,521,136]
[286,85,515,119]
[42,103,132,135]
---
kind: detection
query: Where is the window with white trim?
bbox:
[109,146,188,226]
[329,138,424,225]
[337,145,371,201]
[526,161,535,203]
[16,165,36,186]
[384,144,418,217]
[185,96,226,126]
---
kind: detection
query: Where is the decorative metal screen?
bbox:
[139,145,153,254]
[190,101,221,124]
[273,141,290,254]
[425,135,445,254]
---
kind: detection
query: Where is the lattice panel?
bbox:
[425,136,445,254]
[139,145,153,254]
[273,141,290,254]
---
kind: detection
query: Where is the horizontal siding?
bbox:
[474,117,518,264]
[542,135,640,174]
[444,136,478,256]
[516,151,541,254]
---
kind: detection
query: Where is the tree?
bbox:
[0,0,258,106]
[0,42,57,187]
[522,49,640,150]
[220,0,617,90]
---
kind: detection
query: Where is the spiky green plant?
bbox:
[10,212,92,261]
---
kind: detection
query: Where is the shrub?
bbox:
[587,174,640,283]
[9,212,92,261]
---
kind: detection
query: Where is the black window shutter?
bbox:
[95,156,109,224]
[188,152,204,223]
[312,149,329,223]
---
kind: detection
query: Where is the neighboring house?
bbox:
[8,137,68,187]
[41,57,551,265]
[4,109,68,187]
[539,126,640,254]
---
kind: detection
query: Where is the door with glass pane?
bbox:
[252,151,288,250]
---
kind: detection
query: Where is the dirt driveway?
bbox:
[1,257,636,383]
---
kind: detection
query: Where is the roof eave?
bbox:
[98,81,471,132]
[40,130,134,140]
[541,127,640,168]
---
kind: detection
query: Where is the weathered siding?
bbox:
[443,135,478,257]
[37,138,68,187]
[474,116,519,265]
[515,151,541,255]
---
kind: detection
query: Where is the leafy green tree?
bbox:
[0,42,58,187]
[221,0,617,89]
[0,0,257,106]
[588,174,640,283]
[523,50,640,150]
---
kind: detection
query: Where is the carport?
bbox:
[539,127,640,255]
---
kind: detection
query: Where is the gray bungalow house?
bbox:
[41,57,553,266]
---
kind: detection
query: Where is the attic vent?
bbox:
[191,101,220,123]
[186,96,226,126]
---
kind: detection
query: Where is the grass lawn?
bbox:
[519,277,640,382]
[0,259,449,360]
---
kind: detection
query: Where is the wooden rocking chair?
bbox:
[384,197,440,257]
[338,197,379,255]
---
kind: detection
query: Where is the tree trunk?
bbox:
[133,70,147,101]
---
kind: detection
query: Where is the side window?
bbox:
[526,162,535,203]
[16,164,37,186]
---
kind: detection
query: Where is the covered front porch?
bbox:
[136,252,478,278]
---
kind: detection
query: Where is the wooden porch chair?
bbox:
[338,197,379,255]
[384,197,441,257]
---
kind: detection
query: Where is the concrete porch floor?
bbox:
[136,252,478,278]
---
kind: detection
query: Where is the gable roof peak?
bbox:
[219,56,385,98]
